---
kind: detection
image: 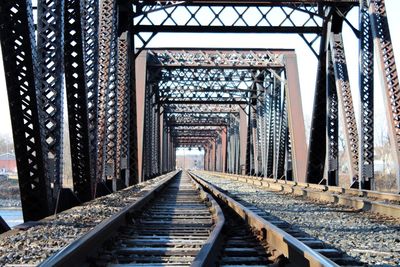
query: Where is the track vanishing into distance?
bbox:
[41,170,375,267]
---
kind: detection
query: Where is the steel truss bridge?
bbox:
[0,0,399,225]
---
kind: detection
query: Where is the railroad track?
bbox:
[41,171,224,266]
[189,172,363,267]
[200,171,400,219]
[41,171,359,266]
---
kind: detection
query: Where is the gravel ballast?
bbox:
[195,171,400,266]
[0,171,177,265]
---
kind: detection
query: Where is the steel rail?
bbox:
[39,172,180,266]
[189,171,340,267]
[39,171,225,266]
[206,171,400,219]
[191,176,225,267]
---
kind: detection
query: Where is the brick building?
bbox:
[0,153,17,173]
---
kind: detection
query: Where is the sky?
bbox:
[0,2,399,152]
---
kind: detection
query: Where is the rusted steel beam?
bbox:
[284,52,308,183]
[148,49,285,68]
[239,108,249,175]
[370,0,400,192]
[135,51,148,182]
[221,128,228,173]
[330,33,360,186]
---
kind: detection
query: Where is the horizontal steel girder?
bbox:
[148,49,286,68]
[132,2,356,35]
[165,104,240,113]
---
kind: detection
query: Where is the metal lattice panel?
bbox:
[330,33,359,184]
[83,0,100,184]
[273,75,283,179]
[370,0,400,191]
[103,20,119,185]
[0,1,51,221]
[327,49,339,186]
[357,0,375,189]
[64,0,94,201]
[265,79,275,177]
[115,38,129,182]
[133,3,325,33]
[149,49,285,68]
[277,91,288,180]
[37,0,65,201]
[156,68,261,104]
[143,84,155,179]
[96,0,117,183]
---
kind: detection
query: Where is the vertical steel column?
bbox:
[227,118,238,174]
[211,141,217,171]
[170,140,175,171]
[168,128,172,172]
[133,51,147,182]
[273,76,282,179]
[357,0,375,190]
[277,91,288,179]
[226,125,232,173]
[37,0,64,203]
[64,0,94,201]
[265,79,274,177]
[153,93,160,176]
[246,106,253,175]
[234,122,240,174]
[251,109,258,175]
[207,145,211,171]
[127,31,138,185]
[115,37,129,188]
[103,23,119,191]
[155,102,161,176]
[215,137,221,171]
[0,0,52,221]
[96,0,117,185]
[159,107,164,174]
[306,14,331,183]
[239,108,248,174]
[152,93,158,176]
[142,82,152,179]
[121,80,130,187]
[83,0,99,188]
[285,52,308,183]
[286,127,294,181]
[101,5,120,190]
[330,33,360,186]
[162,125,169,173]
[327,48,339,186]
[221,128,228,172]
[370,0,400,192]
[166,129,170,170]
[204,147,208,171]
[257,89,266,176]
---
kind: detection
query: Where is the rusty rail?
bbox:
[39,172,179,266]
[40,171,225,266]
[201,171,400,219]
[189,171,340,267]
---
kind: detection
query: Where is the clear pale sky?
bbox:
[0,2,399,147]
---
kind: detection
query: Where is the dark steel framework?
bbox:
[0,0,399,222]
